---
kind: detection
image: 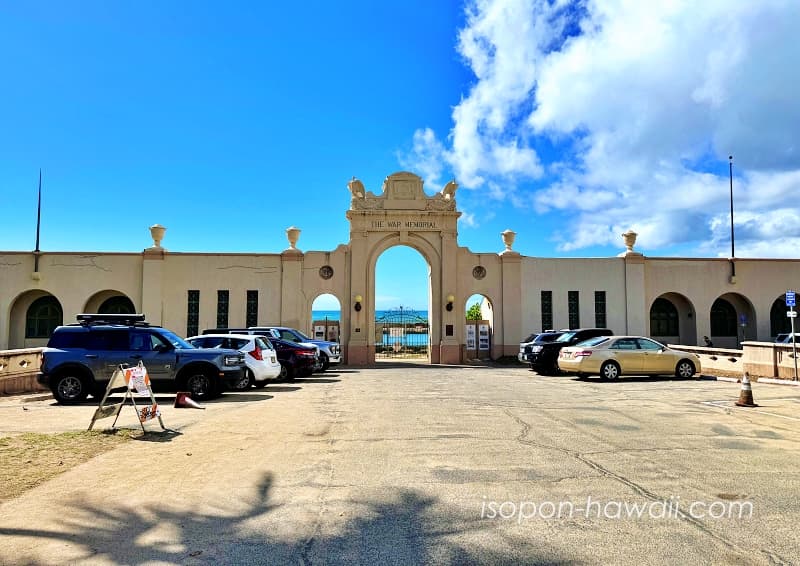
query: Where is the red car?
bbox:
[264,337,318,380]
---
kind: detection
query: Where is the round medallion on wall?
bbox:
[472,266,486,280]
[319,265,334,280]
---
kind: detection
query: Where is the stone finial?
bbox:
[501,229,516,252]
[149,224,166,248]
[285,226,301,251]
[622,230,637,252]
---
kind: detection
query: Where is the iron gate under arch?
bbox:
[375,307,429,359]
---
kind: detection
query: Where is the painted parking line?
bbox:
[702,400,800,421]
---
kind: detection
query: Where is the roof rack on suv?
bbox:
[76,313,150,326]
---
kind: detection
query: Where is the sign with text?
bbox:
[786,291,796,307]
[466,325,476,349]
[89,362,168,433]
[369,219,439,230]
[478,324,490,351]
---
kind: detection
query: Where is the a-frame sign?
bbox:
[88,362,169,432]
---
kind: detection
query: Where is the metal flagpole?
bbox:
[728,156,736,281]
[34,169,42,272]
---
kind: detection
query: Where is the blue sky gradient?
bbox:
[3,1,799,311]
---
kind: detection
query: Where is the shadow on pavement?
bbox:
[570,375,694,383]
[0,472,566,564]
[292,378,340,384]
[259,386,302,393]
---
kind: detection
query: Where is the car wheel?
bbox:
[184,371,217,401]
[319,353,330,372]
[600,361,620,381]
[52,371,90,405]
[675,360,696,379]
[231,369,254,391]
[279,362,294,382]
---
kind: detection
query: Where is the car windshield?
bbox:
[555,331,577,343]
[293,329,312,340]
[521,334,537,343]
[534,333,562,343]
[159,330,195,349]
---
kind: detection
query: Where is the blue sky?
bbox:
[2,1,799,311]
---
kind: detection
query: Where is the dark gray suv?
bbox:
[38,314,246,404]
[528,328,614,374]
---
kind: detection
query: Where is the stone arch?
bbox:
[463,293,495,359]
[309,292,342,342]
[366,235,439,363]
[770,296,792,337]
[710,292,756,348]
[649,292,696,345]
[84,290,136,314]
[344,171,462,364]
[8,289,63,348]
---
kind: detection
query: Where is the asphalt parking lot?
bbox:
[0,365,798,565]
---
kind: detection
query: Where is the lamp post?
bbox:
[729,155,736,282]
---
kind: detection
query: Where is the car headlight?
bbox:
[224,355,243,366]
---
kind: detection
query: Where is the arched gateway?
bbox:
[348,172,468,364]
[294,172,519,365]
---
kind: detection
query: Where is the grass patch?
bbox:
[0,430,137,503]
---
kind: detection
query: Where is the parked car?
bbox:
[517,333,539,363]
[520,331,563,365]
[38,314,246,404]
[557,335,701,380]
[528,328,613,374]
[265,337,318,380]
[249,326,341,371]
[203,326,334,371]
[186,334,281,389]
[202,328,323,375]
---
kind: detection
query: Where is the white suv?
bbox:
[187,334,281,389]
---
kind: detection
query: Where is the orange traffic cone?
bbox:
[735,373,757,407]
[174,392,205,409]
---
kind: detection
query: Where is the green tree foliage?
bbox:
[466,302,482,320]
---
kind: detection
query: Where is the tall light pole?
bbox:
[729,155,736,282]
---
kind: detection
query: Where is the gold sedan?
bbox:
[557,336,701,380]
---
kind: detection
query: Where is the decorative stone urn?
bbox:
[622,230,637,253]
[286,226,301,250]
[149,224,166,248]
[501,229,516,252]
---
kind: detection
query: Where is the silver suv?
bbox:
[38,314,246,404]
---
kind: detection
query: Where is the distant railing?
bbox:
[0,348,46,395]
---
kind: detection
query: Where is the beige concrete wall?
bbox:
[645,258,800,347]
[158,252,284,335]
[519,257,626,339]
[1,252,143,349]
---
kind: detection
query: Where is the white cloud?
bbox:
[402,0,800,256]
[459,210,479,228]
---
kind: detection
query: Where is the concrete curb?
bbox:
[701,374,800,386]
[699,374,739,382]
